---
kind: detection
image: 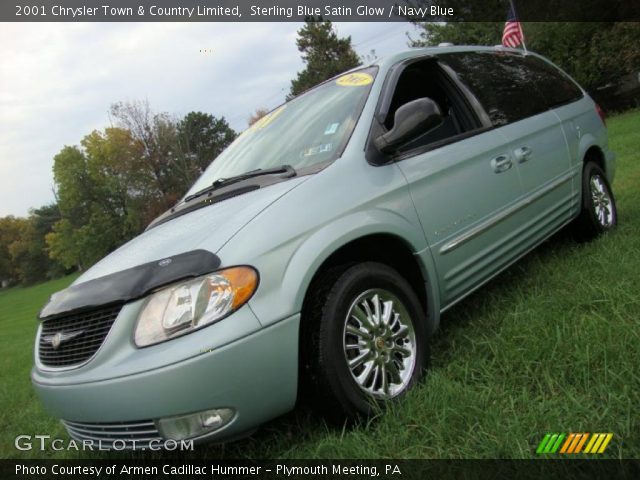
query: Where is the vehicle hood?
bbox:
[74,178,308,285]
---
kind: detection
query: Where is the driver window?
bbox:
[385,60,469,152]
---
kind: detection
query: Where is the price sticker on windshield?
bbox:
[336,72,373,87]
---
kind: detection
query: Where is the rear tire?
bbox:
[573,161,617,241]
[301,262,429,419]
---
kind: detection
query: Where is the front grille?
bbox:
[63,420,163,449]
[38,305,121,368]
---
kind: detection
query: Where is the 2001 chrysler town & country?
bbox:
[32,46,617,448]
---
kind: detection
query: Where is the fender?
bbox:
[244,207,440,334]
[577,132,599,165]
[578,133,616,183]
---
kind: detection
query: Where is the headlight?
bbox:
[134,266,258,347]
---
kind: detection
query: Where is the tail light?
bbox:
[595,103,606,126]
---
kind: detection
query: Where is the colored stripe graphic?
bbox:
[550,434,565,453]
[536,434,552,454]
[584,434,599,453]
[584,433,614,454]
[537,433,565,454]
[574,433,589,453]
[560,433,575,453]
[568,433,586,453]
[538,433,613,454]
[588,434,604,453]
[544,434,560,453]
[543,434,558,453]
[597,433,613,453]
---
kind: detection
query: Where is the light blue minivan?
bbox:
[33,46,617,448]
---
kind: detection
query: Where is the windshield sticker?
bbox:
[302,143,333,157]
[324,122,340,135]
[336,72,373,87]
[248,105,286,132]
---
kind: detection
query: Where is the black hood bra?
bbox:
[39,250,221,319]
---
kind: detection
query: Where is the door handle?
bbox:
[514,146,532,163]
[491,155,513,173]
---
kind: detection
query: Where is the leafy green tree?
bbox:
[112,103,238,213]
[176,112,236,186]
[8,205,65,284]
[47,144,101,270]
[81,127,148,235]
[51,145,95,227]
[47,128,146,270]
[110,100,182,210]
[289,17,361,97]
[525,22,640,90]
[410,22,502,47]
[46,218,86,271]
[43,101,241,274]
[0,216,24,284]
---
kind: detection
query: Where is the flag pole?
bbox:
[509,0,528,54]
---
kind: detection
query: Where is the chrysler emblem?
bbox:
[43,330,84,350]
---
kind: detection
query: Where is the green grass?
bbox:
[1,111,639,460]
[0,274,80,459]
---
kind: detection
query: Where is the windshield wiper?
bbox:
[183,165,297,203]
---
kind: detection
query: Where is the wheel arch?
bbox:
[577,132,611,179]
[299,232,438,337]
[583,144,606,172]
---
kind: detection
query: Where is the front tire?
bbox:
[302,262,429,419]
[573,161,617,241]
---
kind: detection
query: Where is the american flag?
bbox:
[502,6,524,48]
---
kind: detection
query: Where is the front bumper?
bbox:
[31,312,300,445]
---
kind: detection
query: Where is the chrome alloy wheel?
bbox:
[342,289,417,398]
[590,174,614,227]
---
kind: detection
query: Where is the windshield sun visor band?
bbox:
[38,250,221,319]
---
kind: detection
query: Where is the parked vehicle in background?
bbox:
[32,46,617,448]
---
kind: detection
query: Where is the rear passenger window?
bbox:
[439,52,546,126]
[439,52,582,127]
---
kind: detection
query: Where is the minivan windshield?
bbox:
[185,67,377,199]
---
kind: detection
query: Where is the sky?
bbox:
[0,21,420,217]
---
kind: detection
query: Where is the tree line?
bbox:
[1,103,236,285]
[2,19,637,286]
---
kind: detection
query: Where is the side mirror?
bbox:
[374,98,443,153]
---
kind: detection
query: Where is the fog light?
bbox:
[155,408,235,440]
